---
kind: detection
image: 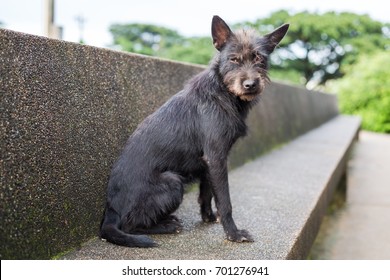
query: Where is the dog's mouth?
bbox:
[243,87,261,95]
[230,87,262,102]
[239,91,260,102]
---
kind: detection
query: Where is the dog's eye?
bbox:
[230,57,240,64]
[253,52,262,63]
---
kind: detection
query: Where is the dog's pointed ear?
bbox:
[263,23,289,54]
[212,16,233,51]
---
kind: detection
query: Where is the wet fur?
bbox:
[100,16,289,247]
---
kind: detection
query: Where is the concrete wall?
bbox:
[0,29,338,259]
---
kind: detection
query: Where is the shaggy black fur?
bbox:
[100,16,289,247]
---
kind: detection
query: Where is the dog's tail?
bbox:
[100,207,157,248]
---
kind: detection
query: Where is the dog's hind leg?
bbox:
[132,215,183,234]
[124,171,184,235]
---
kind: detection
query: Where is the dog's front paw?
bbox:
[227,229,254,242]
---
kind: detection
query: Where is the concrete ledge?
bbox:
[63,115,361,259]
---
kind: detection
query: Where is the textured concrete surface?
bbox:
[0,29,338,259]
[63,115,360,260]
[312,131,390,259]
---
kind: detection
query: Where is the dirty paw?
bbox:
[227,230,254,242]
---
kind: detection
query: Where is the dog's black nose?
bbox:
[243,79,257,91]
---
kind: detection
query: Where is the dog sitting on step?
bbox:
[100,16,289,247]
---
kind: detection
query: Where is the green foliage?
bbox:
[160,37,214,65]
[269,68,304,85]
[333,51,390,133]
[110,23,182,56]
[244,10,389,86]
[110,23,214,64]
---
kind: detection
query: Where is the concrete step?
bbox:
[312,131,390,259]
[63,115,361,260]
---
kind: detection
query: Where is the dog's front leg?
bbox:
[206,156,254,242]
[199,173,217,223]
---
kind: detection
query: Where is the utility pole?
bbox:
[44,0,62,39]
[74,15,86,44]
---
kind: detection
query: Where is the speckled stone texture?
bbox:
[1,29,338,259]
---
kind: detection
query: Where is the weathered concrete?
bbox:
[312,131,390,259]
[63,115,361,259]
[1,29,338,259]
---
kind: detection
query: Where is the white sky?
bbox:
[1,0,388,48]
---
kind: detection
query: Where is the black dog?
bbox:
[100,16,289,247]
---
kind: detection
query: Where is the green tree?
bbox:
[110,23,182,56]
[110,23,214,64]
[239,10,389,86]
[160,36,214,65]
[333,51,390,133]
